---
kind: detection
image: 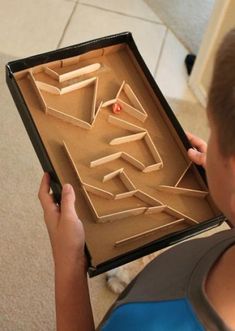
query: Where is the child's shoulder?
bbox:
[206,240,235,329]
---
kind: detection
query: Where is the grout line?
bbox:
[57,1,79,49]
[79,3,164,25]
[152,13,191,53]
[154,27,168,79]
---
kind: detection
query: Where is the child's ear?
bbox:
[229,155,235,174]
[231,193,235,220]
[230,155,235,220]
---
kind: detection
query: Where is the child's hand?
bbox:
[38,173,86,270]
[186,132,207,169]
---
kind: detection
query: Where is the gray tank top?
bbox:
[99,228,235,331]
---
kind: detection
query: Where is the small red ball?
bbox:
[112,103,122,114]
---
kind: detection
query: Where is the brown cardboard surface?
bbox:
[14,44,219,266]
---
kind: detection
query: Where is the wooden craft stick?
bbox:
[145,133,163,164]
[32,62,59,75]
[145,205,167,215]
[118,99,147,122]
[166,206,198,224]
[134,190,164,206]
[47,107,92,129]
[90,152,122,168]
[102,99,116,108]
[14,71,28,79]
[59,63,101,82]
[82,183,148,223]
[108,115,144,133]
[90,77,98,122]
[103,168,136,192]
[175,162,192,187]
[91,152,145,171]
[120,171,136,190]
[158,185,208,198]
[115,80,125,100]
[124,83,147,120]
[114,191,136,200]
[63,141,83,184]
[44,66,60,81]
[91,101,103,128]
[61,55,80,67]
[82,186,142,223]
[36,80,60,94]
[110,132,146,145]
[98,207,146,223]
[31,67,43,75]
[27,71,47,112]
[122,152,145,171]
[60,77,96,95]
[46,60,63,70]
[103,168,123,182]
[108,117,163,172]
[82,186,100,221]
[114,218,185,247]
[83,182,114,200]
[143,163,163,173]
[36,76,96,96]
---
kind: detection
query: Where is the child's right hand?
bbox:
[38,173,86,271]
[186,132,207,169]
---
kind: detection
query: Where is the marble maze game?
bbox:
[14,44,220,266]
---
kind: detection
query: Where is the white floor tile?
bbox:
[79,0,161,22]
[0,0,75,58]
[60,4,166,74]
[155,30,197,102]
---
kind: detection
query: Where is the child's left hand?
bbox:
[186,132,207,169]
[38,173,86,271]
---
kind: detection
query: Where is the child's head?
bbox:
[206,29,235,223]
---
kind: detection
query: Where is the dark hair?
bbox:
[208,29,235,156]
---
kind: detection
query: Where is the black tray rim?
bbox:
[6,31,225,277]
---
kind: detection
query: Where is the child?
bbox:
[38,29,235,331]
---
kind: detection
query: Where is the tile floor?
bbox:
[1,0,197,103]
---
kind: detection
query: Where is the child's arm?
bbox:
[186,132,207,169]
[38,173,95,331]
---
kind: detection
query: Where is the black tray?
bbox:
[6,32,225,276]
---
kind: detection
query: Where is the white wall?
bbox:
[145,0,215,53]
[189,0,235,106]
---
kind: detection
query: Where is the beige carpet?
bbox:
[145,0,215,53]
[0,53,228,330]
